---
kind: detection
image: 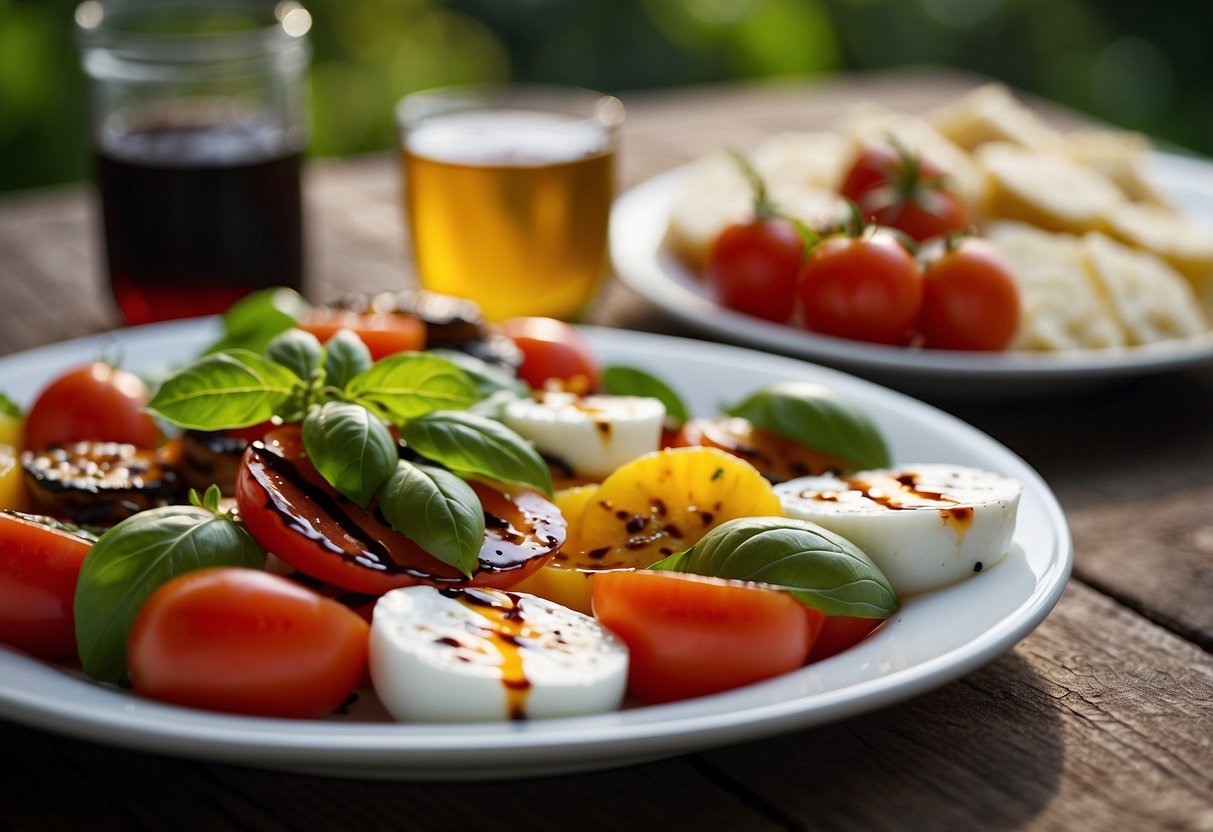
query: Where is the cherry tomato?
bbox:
[797,230,923,345]
[235,426,564,595]
[810,616,883,663]
[919,237,1021,351]
[298,309,426,362]
[0,511,94,659]
[591,570,823,703]
[668,416,854,484]
[498,317,600,393]
[24,363,159,450]
[840,143,970,242]
[127,568,369,718]
[704,219,804,323]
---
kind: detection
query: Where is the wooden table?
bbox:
[2,69,1212,830]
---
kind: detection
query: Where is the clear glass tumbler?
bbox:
[398,84,624,322]
[75,0,312,325]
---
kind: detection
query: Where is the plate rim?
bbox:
[609,152,1213,383]
[0,321,1073,778]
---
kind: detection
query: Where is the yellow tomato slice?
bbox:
[512,447,781,613]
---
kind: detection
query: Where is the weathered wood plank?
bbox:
[696,581,1213,831]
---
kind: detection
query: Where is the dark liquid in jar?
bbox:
[95,119,303,325]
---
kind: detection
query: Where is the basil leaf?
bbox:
[427,348,529,399]
[345,353,479,424]
[147,350,303,430]
[402,410,553,496]
[73,506,266,685]
[603,366,689,426]
[301,402,398,508]
[724,382,890,470]
[266,328,324,381]
[203,287,310,355]
[658,516,898,618]
[0,392,21,419]
[378,460,483,578]
[323,329,373,390]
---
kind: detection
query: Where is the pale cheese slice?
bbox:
[1066,128,1172,206]
[976,142,1125,235]
[984,222,1126,350]
[1105,201,1213,290]
[1081,232,1207,344]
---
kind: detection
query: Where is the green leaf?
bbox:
[427,348,530,399]
[0,392,21,420]
[377,460,483,578]
[266,329,324,381]
[202,287,311,355]
[345,353,479,424]
[602,365,689,426]
[73,506,267,685]
[402,410,553,496]
[724,381,890,470]
[301,402,398,509]
[323,329,373,390]
[655,516,898,619]
[147,350,303,430]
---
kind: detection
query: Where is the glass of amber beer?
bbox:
[397,85,624,322]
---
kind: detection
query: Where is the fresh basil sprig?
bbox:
[0,392,21,420]
[724,381,891,470]
[378,460,484,577]
[345,352,480,423]
[602,365,689,426]
[73,492,267,685]
[302,402,398,508]
[146,350,303,430]
[402,410,554,497]
[426,348,529,399]
[203,287,311,355]
[651,516,898,619]
[266,328,324,382]
[323,329,374,390]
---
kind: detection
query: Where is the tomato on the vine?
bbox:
[797,228,923,345]
[0,511,95,659]
[919,237,1020,351]
[704,219,804,323]
[235,426,564,595]
[24,362,159,450]
[498,317,600,393]
[591,570,822,703]
[127,567,369,718]
[840,142,970,242]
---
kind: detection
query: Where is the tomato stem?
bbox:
[727,149,779,222]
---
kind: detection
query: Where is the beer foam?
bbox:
[405,110,611,166]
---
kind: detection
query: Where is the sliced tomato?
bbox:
[498,317,600,393]
[127,568,369,718]
[810,616,883,662]
[234,426,564,595]
[591,570,823,703]
[668,416,855,483]
[0,511,95,659]
[298,309,426,361]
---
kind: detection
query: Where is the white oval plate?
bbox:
[0,320,1071,780]
[610,152,1213,397]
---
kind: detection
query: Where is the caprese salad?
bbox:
[0,288,1021,722]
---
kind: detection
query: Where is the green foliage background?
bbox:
[0,0,1209,193]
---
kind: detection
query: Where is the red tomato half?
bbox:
[668,416,855,484]
[592,571,823,703]
[797,230,923,346]
[24,363,159,450]
[498,317,600,393]
[127,568,369,718]
[235,427,564,595]
[298,309,426,361]
[919,237,1020,351]
[810,616,883,663]
[0,512,94,659]
[704,219,804,323]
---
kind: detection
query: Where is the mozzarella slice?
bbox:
[775,464,1021,595]
[502,392,665,480]
[370,585,628,722]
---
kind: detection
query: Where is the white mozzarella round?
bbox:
[502,391,665,480]
[775,464,1022,595]
[370,585,628,722]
